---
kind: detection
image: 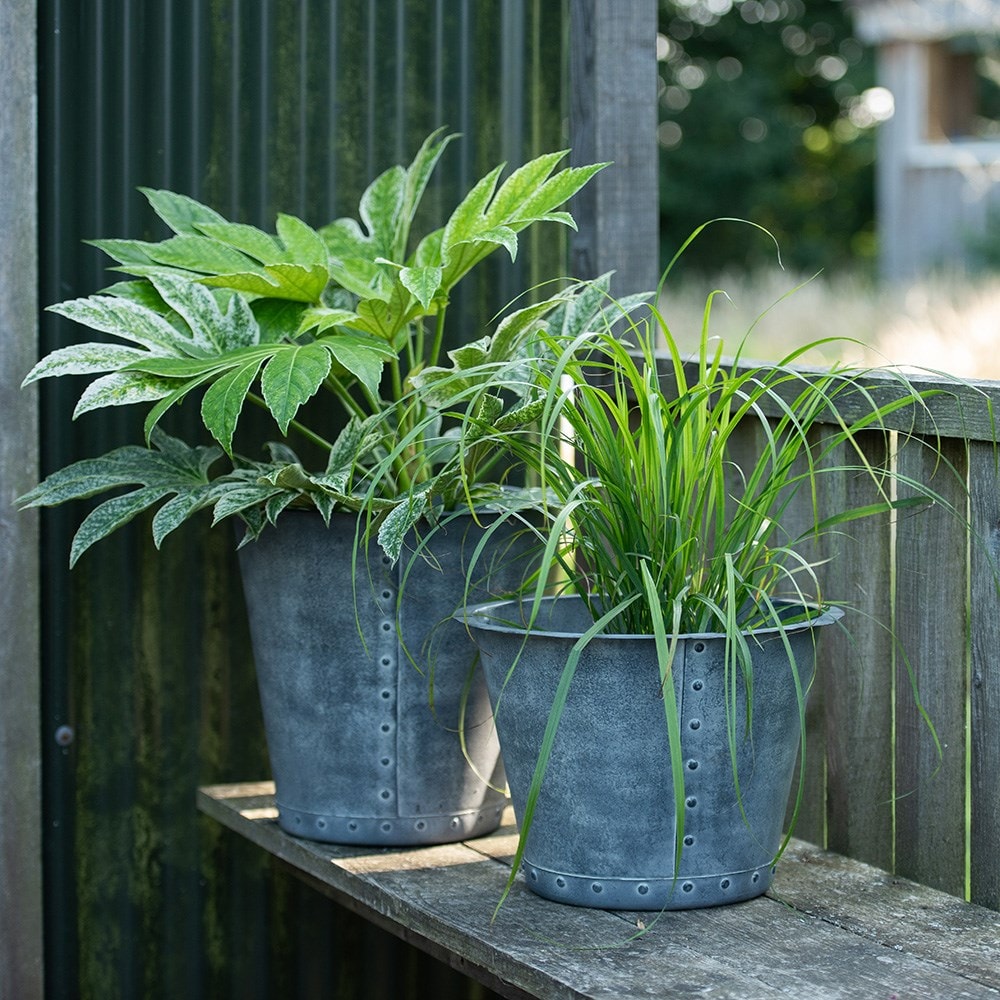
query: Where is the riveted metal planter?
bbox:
[462,595,843,910]
[238,510,532,847]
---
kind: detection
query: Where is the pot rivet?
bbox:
[381,757,391,766]
[381,621,392,632]
[692,680,703,691]
[316,819,327,830]
[381,822,392,832]
[54,725,75,747]
[381,656,392,667]
[555,877,566,889]
[686,797,697,808]
[381,689,392,700]
[591,882,603,893]
[720,878,731,890]
[380,789,391,800]
[693,642,706,653]
[348,822,358,831]
[415,820,426,831]
[637,884,649,895]
[529,869,539,882]
[686,759,699,771]
[682,882,694,893]
[752,872,760,883]
[684,835,695,846]
[381,723,391,733]
[689,719,701,730]
[450,817,460,829]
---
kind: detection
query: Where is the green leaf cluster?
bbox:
[19,131,607,562]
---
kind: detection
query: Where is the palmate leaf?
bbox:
[436,155,609,291]
[15,429,224,567]
[94,189,332,306]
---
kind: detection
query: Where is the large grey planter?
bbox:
[238,509,531,846]
[461,595,843,910]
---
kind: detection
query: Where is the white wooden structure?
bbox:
[853,0,1000,277]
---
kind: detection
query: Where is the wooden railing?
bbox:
[655,354,1000,910]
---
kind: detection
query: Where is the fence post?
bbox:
[569,0,659,298]
[0,0,44,996]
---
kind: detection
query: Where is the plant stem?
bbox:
[246,393,334,451]
[428,304,448,369]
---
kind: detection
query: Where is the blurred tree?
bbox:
[658,0,878,274]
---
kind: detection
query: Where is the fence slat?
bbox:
[819,430,895,869]
[894,435,969,897]
[969,440,1000,909]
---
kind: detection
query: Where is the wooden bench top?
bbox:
[198,782,1000,1000]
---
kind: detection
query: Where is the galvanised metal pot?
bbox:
[461,595,843,910]
[238,509,533,846]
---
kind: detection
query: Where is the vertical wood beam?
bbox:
[894,435,969,898]
[969,442,1000,909]
[569,0,659,298]
[0,0,44,996]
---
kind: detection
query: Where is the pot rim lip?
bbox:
[455,594,845,640]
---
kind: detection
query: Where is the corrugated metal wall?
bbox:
[37,2,566,996]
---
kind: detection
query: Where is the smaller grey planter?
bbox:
[238,509,532,847]
[461,595,843,910]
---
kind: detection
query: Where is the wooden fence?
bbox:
[655,356,1000,910]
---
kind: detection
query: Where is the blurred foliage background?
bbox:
[658,0,879,273]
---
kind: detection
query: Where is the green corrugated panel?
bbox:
[37,1,566,996]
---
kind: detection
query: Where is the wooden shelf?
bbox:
[199,782,1000,1000]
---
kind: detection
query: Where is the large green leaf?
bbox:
[260,342,334,434]
[151,274,261,353]
[359,165,406,259]
[47,294,199,355]
[73,372,181,417]
[439,156,609,290]
[194,221,289,265]
[15,430,224,566]
[322,334,392,397]
[276,213,328,268]
[201,357,267,455]
[139,186,227,234]
[22,343,151,385]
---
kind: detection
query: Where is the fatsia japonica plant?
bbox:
[17,130,608,564]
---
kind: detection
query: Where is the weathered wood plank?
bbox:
[894,434,970,897]
[200,784,1000,1000]
[968,440,1000,909]
[818,430,895,869]
[653,353,1000,442]
[0,0,43,996]
[568,0,659,298]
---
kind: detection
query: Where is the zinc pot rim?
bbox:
[456,594,845,642]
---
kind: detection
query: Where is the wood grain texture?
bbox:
[199,784,1000,1000]
[0,0,43,996]
[893,434,970,897]
[968,442,1000,909]
[652,354,1000,442]
[569,0,659,298]
[818,430,895,869]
